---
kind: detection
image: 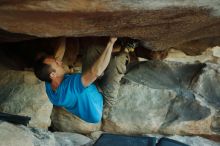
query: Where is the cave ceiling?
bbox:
[0,0,220,54]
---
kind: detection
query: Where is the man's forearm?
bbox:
[54,37,66,61]
[91,39,115,76]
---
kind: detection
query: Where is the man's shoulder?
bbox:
[63,73,84,87]
[63,73,82,81]
[65,73,81,77]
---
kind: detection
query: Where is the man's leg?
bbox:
[97,52,129,119]
[98,53,129,108]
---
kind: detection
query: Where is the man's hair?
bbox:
[33,54,54,82]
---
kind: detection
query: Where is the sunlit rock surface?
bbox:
[165,47,220,64]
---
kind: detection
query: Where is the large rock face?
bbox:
[103,61,220,137]
[0,1,220,53]
[0,69,53,129]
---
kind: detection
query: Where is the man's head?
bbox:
[34,54,65,82]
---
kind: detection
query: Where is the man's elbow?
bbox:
[81,69,99,87]
[91,68,102,78]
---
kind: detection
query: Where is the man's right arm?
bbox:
[81,37,117,87]
[54,37,66,61]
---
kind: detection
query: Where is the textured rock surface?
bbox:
[0,69,53,129]
[192,63,220,109]
[51,107,101,134]
[54,132,93,146]
[0,121,93,146]
[0,1,220,53]
[0,122,55,146]
[0,122,34,146]
[165,47,220,64]
[103,61,220,137]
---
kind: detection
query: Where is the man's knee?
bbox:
[115,52,129,74]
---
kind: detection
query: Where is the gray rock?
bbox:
[0,70,53,129]
[0,121,55,146]
[51,107,101,134]
[104,61,218,136]
[160,94,211,129]
[0,122,34,146]
[103,81,177,134]
[125,61,205,90]
[54,132,93,146]
[0,121,93,146]
[211,110,220,134]
[192,63,220,108]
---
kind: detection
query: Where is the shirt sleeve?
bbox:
[69,73,86,94]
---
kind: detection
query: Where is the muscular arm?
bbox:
[81,37,117,87]
[54,37,66,61]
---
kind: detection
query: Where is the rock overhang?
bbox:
[0,0,220,54]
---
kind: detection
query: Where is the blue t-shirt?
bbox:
[45,74,103,123]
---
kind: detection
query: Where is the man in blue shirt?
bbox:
[34,37,129,123]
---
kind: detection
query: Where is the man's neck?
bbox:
[51,76,64,91]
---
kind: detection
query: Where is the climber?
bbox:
[33,37,129,123]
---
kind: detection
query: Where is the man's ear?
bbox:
[49,72,56,79]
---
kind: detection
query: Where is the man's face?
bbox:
[43,56,65,78]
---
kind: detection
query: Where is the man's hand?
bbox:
[54,37,66,61]
[110,37,117,44]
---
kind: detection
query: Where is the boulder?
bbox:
[0,122,55,146]
[192,63,220,135]
[192,63,220,109]
[51,107,101,134]
[0,69,53,129]
[103,61,220,137]
[0,121,93,146]
[103,83,177,134]
[54,132,93,146]
[0,122,34,146]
